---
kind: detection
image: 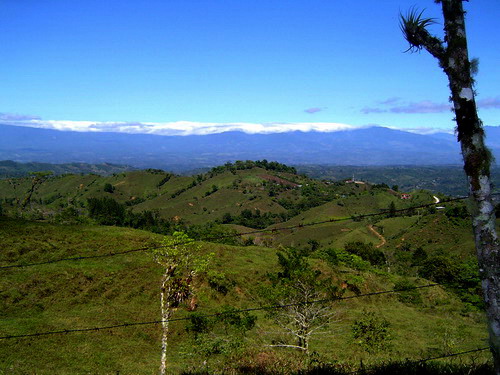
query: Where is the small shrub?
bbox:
[103,183,115,193]
[352,311,392,354]
[394,279,422,305]
[207,270,235,295]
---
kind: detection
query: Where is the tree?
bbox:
[387,201,397,218]
[21,171,53,209]
[401,2,500,371]
[103,183,115,193]
[152,232,212,375]
[344,241,386,266]
[262,247,343,354]
[87,197,125,225]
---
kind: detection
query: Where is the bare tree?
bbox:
[267,277,341,354]
[21,171,53,209]
[262,247,342,354]
[400,1,500,372]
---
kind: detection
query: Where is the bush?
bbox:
[394,279,422,305]
[87,197,125,225]
[316,248,339,266]
[185,307,256,362]
[103,183,115,193]
[419,256,459,285]
[336,249,371,271]
[344,241,386,266]
[445,205,469,219]
[352,311,392,354]
[411,247,428,265]
[206,270,235,295]
[54,207,85,224]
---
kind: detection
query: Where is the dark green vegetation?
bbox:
[6,160,500,197]
[0,162,494,373]
[181,362,494,375]
[0,160,134,178]
[296,165,500,196]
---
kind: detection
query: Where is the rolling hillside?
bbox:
[0,216,490,374]
[0,161,493,373]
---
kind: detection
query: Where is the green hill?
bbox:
[0,161,493,373]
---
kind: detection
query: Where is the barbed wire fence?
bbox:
[0,194,493,371]
[0,196,467,270]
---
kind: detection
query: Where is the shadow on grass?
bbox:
[182,361,494,375]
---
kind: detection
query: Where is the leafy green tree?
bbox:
[344,241,386,266]
[307,239,320,252]
[411,246,428,266]
[187,222,240,245]
[87,197,125,225]
[103,183,115,193]
[401,1,500,369]
[387,201,397,218]
[152,232,212,375]
[221,212,233,224]
[419,255,459,285]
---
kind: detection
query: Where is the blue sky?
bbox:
[0,0,499,135]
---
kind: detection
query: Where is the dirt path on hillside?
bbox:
[368,225,386,248]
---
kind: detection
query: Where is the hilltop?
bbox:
[0,160,481,260]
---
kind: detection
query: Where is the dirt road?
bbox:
[368,225,386,248]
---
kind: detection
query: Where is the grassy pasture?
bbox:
[0,217,491,374]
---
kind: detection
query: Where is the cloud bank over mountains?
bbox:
[1,117,455,136]
[0,114,454,136]
[0,115,366,136]
[2,94,498,136]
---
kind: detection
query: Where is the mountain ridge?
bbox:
[2,123,500,172]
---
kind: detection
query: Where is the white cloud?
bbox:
[2,114,459,136]
[4,118,359,136]
[387,126,454,135]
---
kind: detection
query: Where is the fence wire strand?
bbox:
[0,283,440,340]
[0,196,467,270]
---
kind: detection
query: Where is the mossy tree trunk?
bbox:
[401,1,499,372]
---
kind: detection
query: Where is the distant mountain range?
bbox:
[2,123,500,172]
[0,160,133,179]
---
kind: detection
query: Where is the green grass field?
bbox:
[0,216,491,374]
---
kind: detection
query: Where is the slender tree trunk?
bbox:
[159,273,172,375]
[21,177,40,209]
[401,1,500,371]
[439,2,500,372]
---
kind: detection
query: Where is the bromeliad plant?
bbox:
[400,1,500,372]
